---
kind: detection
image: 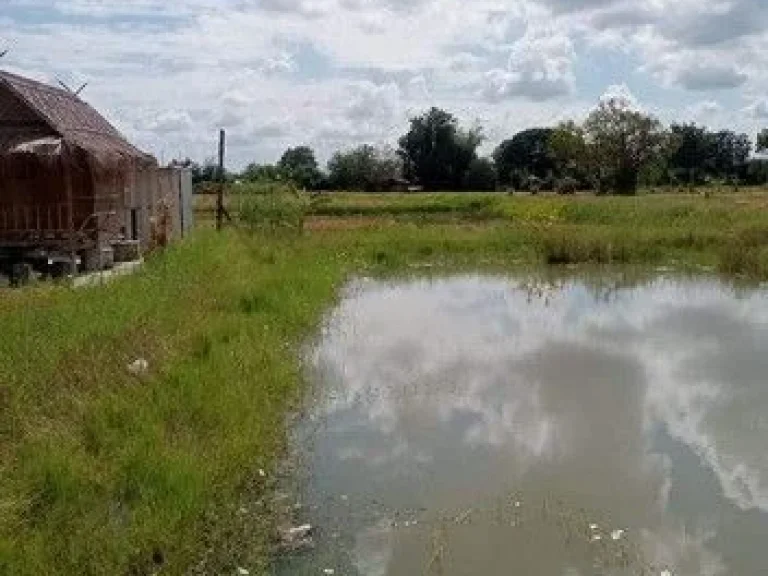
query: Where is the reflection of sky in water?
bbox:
[281,275,768,576]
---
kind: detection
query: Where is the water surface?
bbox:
[279,274,768,575]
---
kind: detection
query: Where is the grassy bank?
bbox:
[3,190,768,575]
[0,232,347,575]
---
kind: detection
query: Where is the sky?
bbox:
[2,0,768,169]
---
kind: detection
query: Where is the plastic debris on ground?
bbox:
[127,358,149,375]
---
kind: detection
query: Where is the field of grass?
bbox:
[198,189,768,274]
[3,190,768,575]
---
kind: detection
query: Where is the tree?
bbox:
[398,107,483,190]
[327,145,402,191]
[759,129,768,153]
[708,130,751,182]
[493,128,556,188]
[746,158,768,186]
[170,157,218,185]
[581,97,671,195]
[668,124,710,186]
[549,121,589,185]
[462,158,497,191]
[241,163,284,182]
[278,146,323,190]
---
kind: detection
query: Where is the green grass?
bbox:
[4,190,768,575]
[307,189,768,228]
[0,232,346,575]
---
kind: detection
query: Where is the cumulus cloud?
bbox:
[675,64,748,91]
[686,100,722,117]
[482,27,575,101]
[145,110,193,133]
[2,0,767,165]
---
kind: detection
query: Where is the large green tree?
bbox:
[708,130,751,181]
[666,125,752,184]
[462,158,497,191]
[581,97,671,195]
[668,124,710,185]
[171,158,218,185]
[493,128,556,188]
[278,146,323,190]
[759,129,768,153]
[549,120,595,191]
[327,145,402,191]
[398,107,483,190]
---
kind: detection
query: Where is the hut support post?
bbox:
[62,143,77,276]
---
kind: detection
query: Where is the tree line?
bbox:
[184,97,768,195]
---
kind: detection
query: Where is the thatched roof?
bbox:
[0,70,156,168]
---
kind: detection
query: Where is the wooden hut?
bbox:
[0,70,192,276]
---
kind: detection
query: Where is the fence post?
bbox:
[216,129,226,231]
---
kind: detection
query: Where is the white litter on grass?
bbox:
[514,501,521,508]
[237,568,249,576]
[611,529,625,540]
[127,358,149,375]
[660,571,672,576]
[286,525,312,540]
[323,570,335,575]
[590,534,602,542]
[258,469,266,478]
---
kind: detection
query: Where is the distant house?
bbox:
[0,70,192,274]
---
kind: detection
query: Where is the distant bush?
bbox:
[555,177,579,195]
[236,181,310,231]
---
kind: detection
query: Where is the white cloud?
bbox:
[145,110,193,133]
[482,26,575,102]
[2,0,768,166]
[685,100,723,118]
[675,64,748,91]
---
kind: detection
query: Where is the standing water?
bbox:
[277,275,768,575]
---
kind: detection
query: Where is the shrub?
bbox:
[555,177,579,195]
[236,182,310,232]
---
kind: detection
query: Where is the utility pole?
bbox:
[216,129,226,231]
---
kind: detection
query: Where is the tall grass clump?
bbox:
[237,181,310,231]
[719,225,768,277]
[539,231,631,265]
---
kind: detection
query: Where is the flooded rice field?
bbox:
[277,275,768,575]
